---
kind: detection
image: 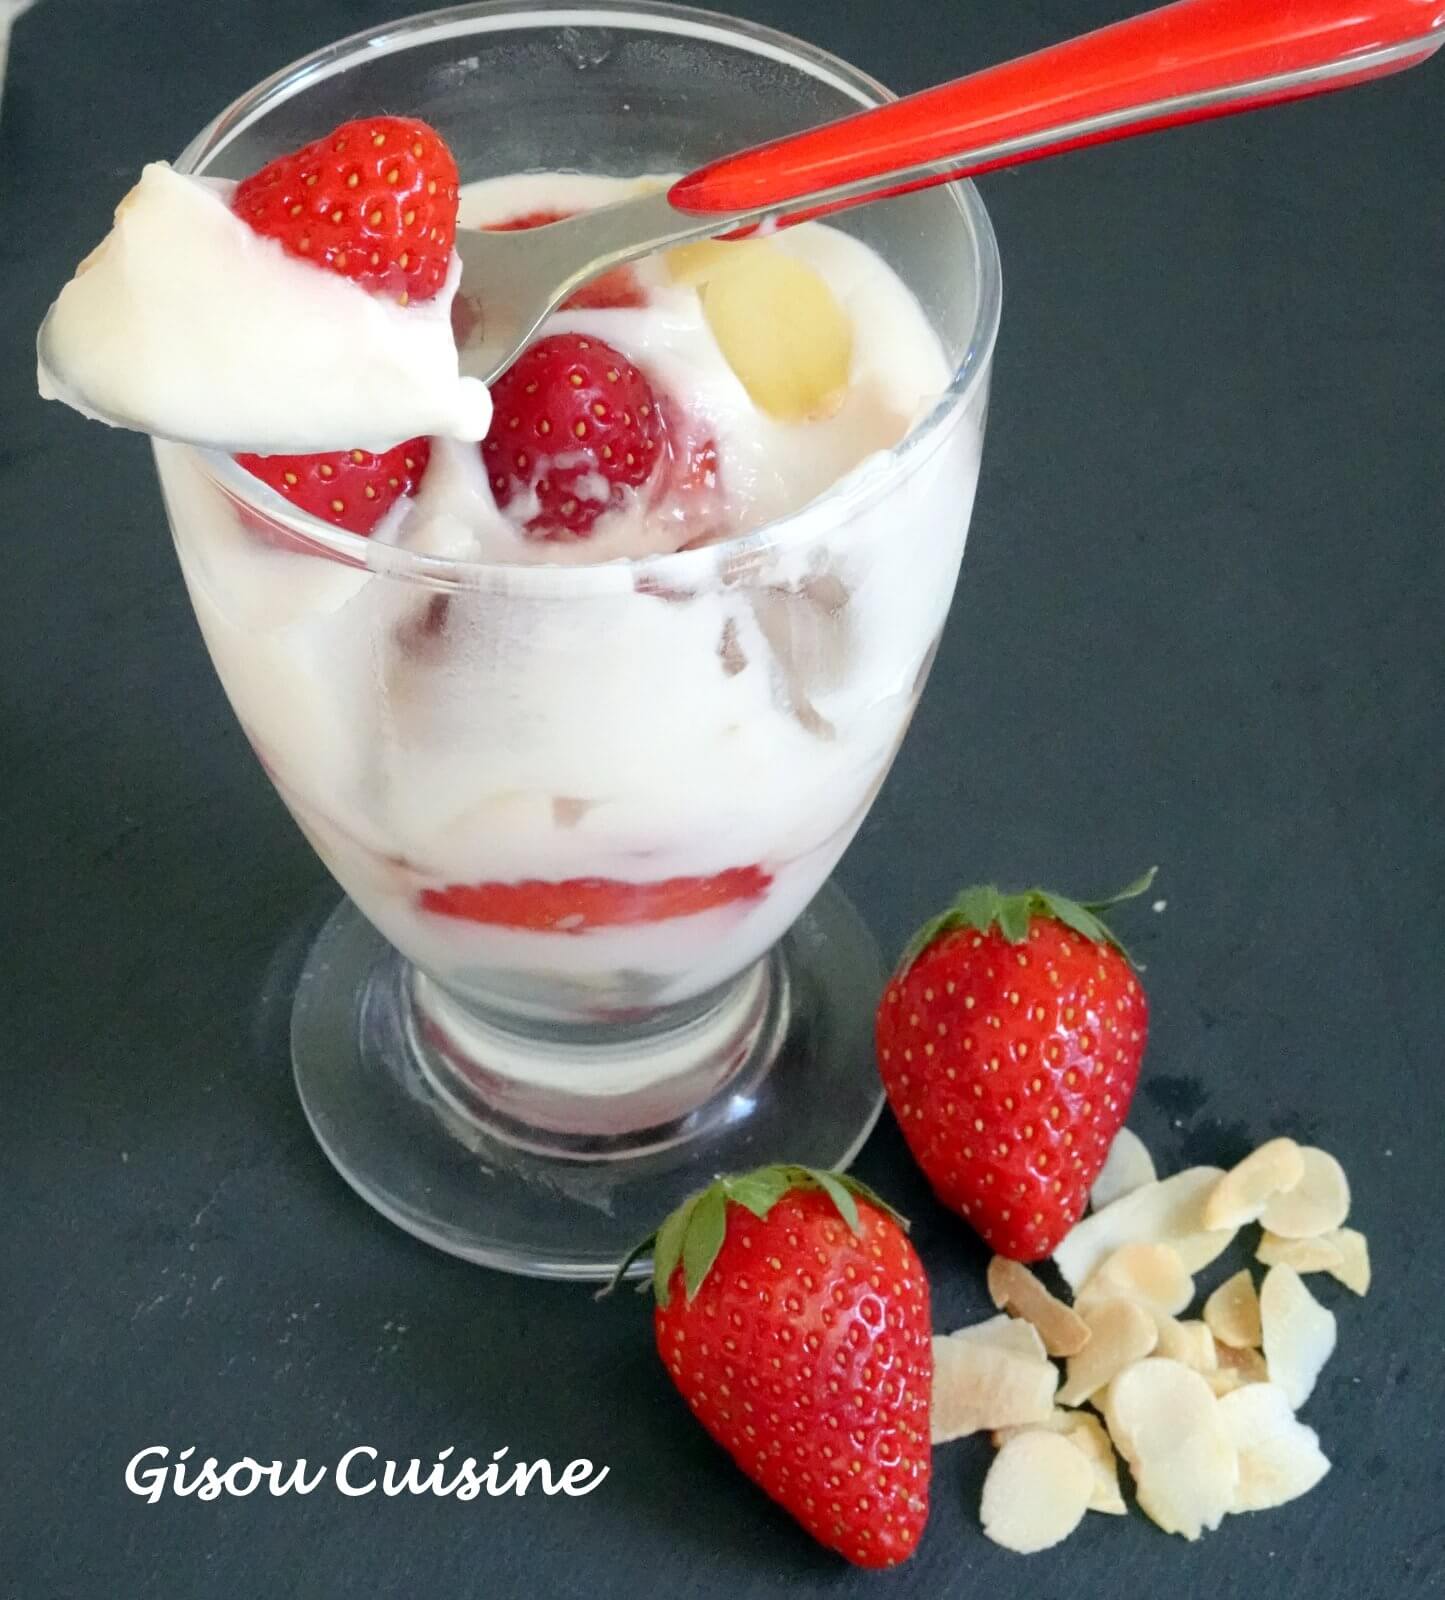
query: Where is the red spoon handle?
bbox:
[668,0,1442,220]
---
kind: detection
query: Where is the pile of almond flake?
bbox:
[930,1130,1370,1551]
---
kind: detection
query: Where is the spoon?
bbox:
[39,0,1442,432]
[455,0,1442,381]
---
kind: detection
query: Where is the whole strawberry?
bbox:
[876,873,1154,1262]
[482,333,665,539]
[613,1166,931,1568]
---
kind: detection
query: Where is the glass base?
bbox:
[291,883,887,1279]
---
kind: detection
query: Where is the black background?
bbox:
[4,1,1443,1595]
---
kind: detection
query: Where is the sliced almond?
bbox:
[1204,1269,1263,1349]
[1057,1410,1128,1515]
[931,1332,1058,1443]
[1259,1265,1336,1409]
[699,245,853,422]
[1257,1230,1346,1274]
[1054,1167,1233,1290]
[980,1430,1094,1553]
[987,1256,1091,1358]
[1057,1297,1159,1407]
[1155,1316,1218,1373]
[665,237,759,286]
[1090,1127,1157,1212]
[1258,1146,1350,1239]
[1203,1138,1305,1231]
[1218,1382,1330,1511]
[1205,1343,1270,1397]
[943,1312,1047,1362]
[992,1410,1127,1516]
[1076,1242,1193,1317]
[1326,1227,1371,1296]
[1104,1358,1238,1540]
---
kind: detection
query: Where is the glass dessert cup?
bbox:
[157,1,1000,1278]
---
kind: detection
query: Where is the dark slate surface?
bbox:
[4,1,1443,1594]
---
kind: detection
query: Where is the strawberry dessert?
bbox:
[40,118,988,1035]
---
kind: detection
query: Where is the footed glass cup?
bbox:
[156,1,1000,1277]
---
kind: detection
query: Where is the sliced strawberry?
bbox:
[231,115,459,304]
[485,209,645,309]
[417,865,771,932]
[481,333,666,539]
[234,439,430,536]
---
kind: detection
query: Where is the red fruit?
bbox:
[235,439,431,536]
[486,209,645,308]
[231,115,459,304]
[614,1166,931,1568]
[875,874,1154,1262]
[482,333,666,539]
[417,865,770,932]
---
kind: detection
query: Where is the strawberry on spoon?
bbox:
[606,1165,931,1568]
[231,114,459,305]
[876,871,1155,1261]
[228,115,460,533]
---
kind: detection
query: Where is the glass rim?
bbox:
[174,0,1002,592]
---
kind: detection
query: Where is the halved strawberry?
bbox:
[234,439,430,535]
[481,333,666,539]
[417,866,771,932]
[231,115,459,304]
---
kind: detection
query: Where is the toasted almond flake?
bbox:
[1054,1167,1233,1289]
[987,1256,1091,1357]
[1204,1269,1263,1348]
[1219,1382,1329,1511]
[1155,1316,1218,1372]
[995,1410,1127,1515]
[1090,1126,1157,1211]
[1057,1297,1158,1406]
[980,1431,1094,1553]
[1259,1265,1336,1409]
[1205,1343,1270,1396]
[944,1313,1047,1362]
[1326,1227,1371,1296]
[1104,1358,1238,1539]
[931,1333,1057,1443]
[1256,1230,1346,1273]
[1204,1138,1305,1230]
[1077,1242,1193,1317]
[1259,1146,1351,1238]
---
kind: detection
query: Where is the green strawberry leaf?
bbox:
[1035,892,1111,946]
[650,1194,696,1307]
[724,1168,793,1220]
[681,1186,728,1302]
[1084,866,1158,911]
[812,1171,861,1236]
[955,883,1002,933]
[996,895,1031,944]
